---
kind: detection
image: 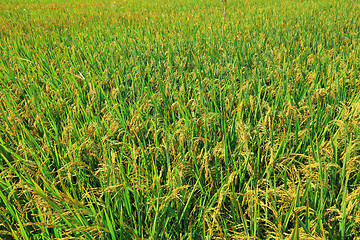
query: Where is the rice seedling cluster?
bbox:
[0,0,360,239]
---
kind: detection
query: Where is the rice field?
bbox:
[0,0,360,239]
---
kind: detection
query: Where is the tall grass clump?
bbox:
[0,0,360,239]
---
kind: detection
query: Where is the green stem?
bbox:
[222,2,227,36]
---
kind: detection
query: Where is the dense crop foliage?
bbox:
[1,0,360,239]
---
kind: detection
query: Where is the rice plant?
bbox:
[0,0,360,239]
[222,0,227,35]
